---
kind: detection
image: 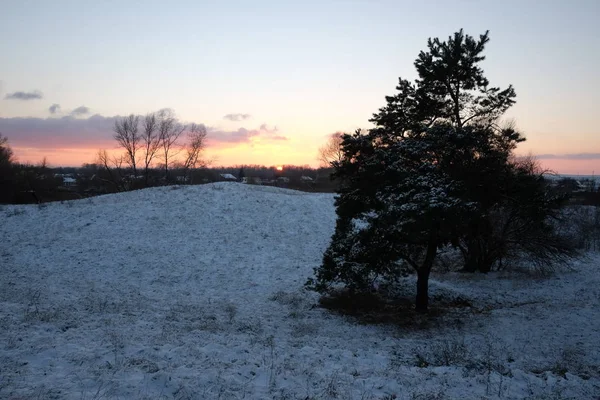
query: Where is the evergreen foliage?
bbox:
[0,133,13,167]
[307,30,574,312]
[0,133,16,203]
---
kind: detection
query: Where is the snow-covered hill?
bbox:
[1,183,599,399]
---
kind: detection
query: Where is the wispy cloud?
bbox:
[536,153,600,160]
[223,113,251,122]
[70,106,90,116]
[4,90,43,101]
[49,104,61,114]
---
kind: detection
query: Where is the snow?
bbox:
[1,182,599,399]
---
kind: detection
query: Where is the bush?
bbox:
[412,338,469,367]
[562,206,600,251]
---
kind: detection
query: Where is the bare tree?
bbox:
[113,114,141,177]
[318,132,344,168]
[141,113,161,186]
[157,109,185,182]
[181,123,207,182]
[37,156,49,170]
[97,149,125,191]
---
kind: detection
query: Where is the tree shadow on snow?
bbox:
[317,289,473,330]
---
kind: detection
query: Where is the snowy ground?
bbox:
[0,182,599,399]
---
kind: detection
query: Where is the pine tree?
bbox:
[307,30,559,312]
[0,133,13,167]
[0,133,15,203]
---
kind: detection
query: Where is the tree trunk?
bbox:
[463,248,479,272]
[479,252,494,273]
[415,267,430,313]
[144,166,150,187]
[415,236,438,313]
[462,229,495,273]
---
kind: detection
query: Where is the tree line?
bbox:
[0,136,65,203]
[0,131,340,202]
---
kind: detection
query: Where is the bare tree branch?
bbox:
[113,114,141,177]
[181,123,207,182]
[141,113,161,186]
[96,149,124,191]
[157,109,185,182]
[318,132,345,168]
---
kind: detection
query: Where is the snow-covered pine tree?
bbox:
[307,30,569,312]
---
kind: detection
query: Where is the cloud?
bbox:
[223,113,251,122]
[4,90,43,101]
[71,106,90,116]
[0,112,287,151]
[535,153,600,160]
[0,114,117,149]
[49,104,61,114]
[207,123,288,146]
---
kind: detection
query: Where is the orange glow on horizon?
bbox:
[11,143,600,175]
[11,140,320,169]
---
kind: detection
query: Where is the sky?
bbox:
[0,0,599,173]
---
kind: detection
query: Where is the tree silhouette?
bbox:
[308,30,569,312]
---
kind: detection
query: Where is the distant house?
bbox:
[300,176,313,182]
[219,173,237,181]
[62,176,77,187]
[242,177,262,185]
[277,177,290,183]
[175,176,190,184]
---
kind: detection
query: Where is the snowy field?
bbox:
[1,182,599,399]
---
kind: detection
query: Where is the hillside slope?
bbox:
[1,183,599,399]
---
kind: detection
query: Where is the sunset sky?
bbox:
[1,0,599,173]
